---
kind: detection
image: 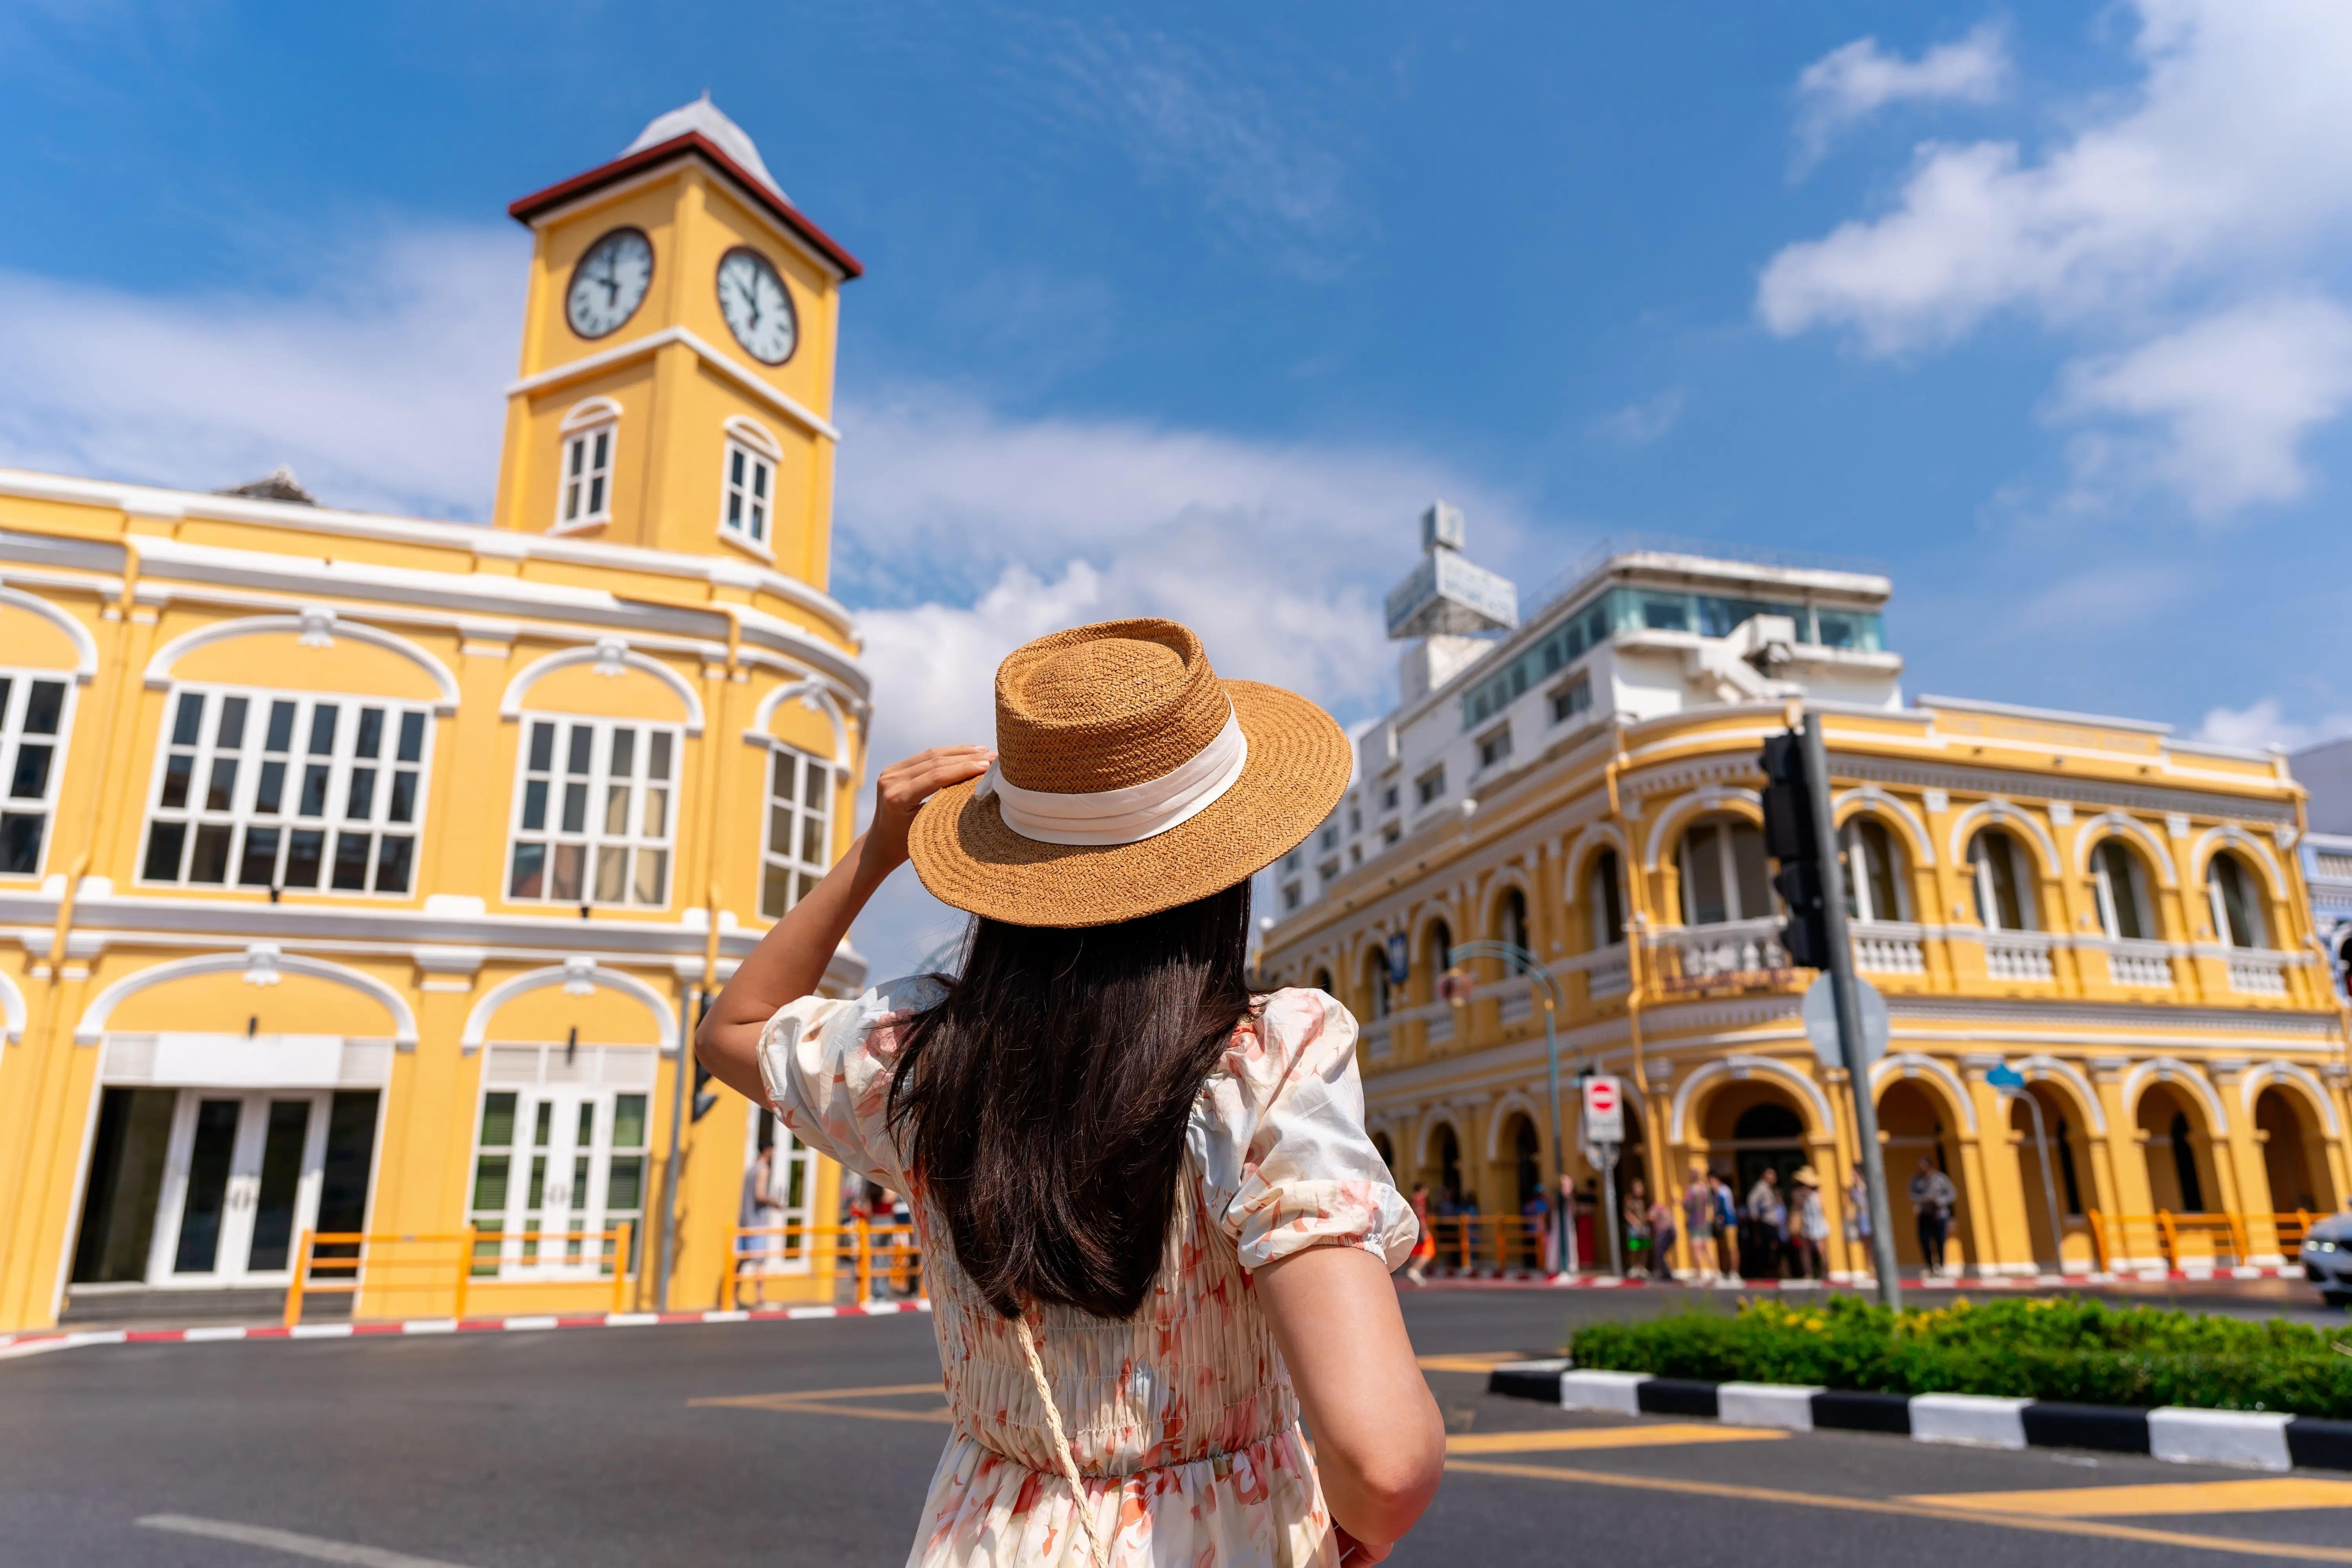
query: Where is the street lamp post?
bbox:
[1448,940,1569,1276]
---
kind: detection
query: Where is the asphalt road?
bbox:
[4,1286,2348,1568]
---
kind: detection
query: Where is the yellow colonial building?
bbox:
[0,101,869,1332]
[1259,518,2351,1280]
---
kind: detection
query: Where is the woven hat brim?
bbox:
[906,680,1350,927]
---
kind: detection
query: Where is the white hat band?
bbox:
[976,707,1249,847]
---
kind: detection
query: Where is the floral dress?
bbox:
[759,981,1417,1568]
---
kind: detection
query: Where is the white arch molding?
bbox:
[144,612,459,714]
[1668,1054,1836,1144]
[1478,866,1538,941]
[1643,785,1763,871]
[2005,1054,2109,1135]
[1563,820,1631,881]
[461,960,678,1054]
[1484,1089,1546,1160]
[76,948,418,1047]
[1866,1052,1980,1136]
[2188,824,2290,900]
[1946,798,2063,877]
[1831,786,1937,867]
[0,582,99,681]
[0,965,25,1043]
[723,413,782,458]
[2120,1057,2231,1137]
[2070,812,2179,886]
[1417,1109,1471,1168]
[561,396,622,431]
[500,639,706,735]
[744,679,852,768]
[2240,1060,2343,1138]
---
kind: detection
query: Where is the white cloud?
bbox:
[1589,389,1686,445]
[2058,296,2352,516]
[1759,0,2352,521]
[0,227,521,517]
[2195,697,2352,753]
[831,390,1540,978]
[1793,21,2009,166]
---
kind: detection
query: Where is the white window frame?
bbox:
[0,667,74,879]
[759,742,835,919]
[2090,838,2154,942]
[1677,816,1772,926]
[1840,816,1910,923]
[1550,674,1592,727]
[1476,725,1512,770]
[1968,829,2037,932]
[554,399,621,534]
[2206,853,2270,950]
[506,715,679,909]
[136,685,431,897]
[466,1053,653,1282]
[1415,766,1446,807]
[718,417,781,559]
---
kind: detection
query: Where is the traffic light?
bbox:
[1759,730,1831,969]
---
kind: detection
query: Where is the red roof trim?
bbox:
[508,132,863,281]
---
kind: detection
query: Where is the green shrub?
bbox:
[1566,1296,2352,1418]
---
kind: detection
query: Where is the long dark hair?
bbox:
[888,880,1253,1319]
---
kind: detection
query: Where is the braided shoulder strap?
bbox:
[1013,1313,1112,1568]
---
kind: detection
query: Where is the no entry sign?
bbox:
[1581,1075,1624,1144]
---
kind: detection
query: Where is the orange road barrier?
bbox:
[1423,1214,1547,1276]
[2085,1210,2318,1274]
[728,1221,925,1309]
[284,1224,634,1328]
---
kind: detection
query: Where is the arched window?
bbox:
[1967,828,2036,931]
[2091,838,2155,941]
[1363,947,1390,1020]
[1435,1123,1463,1202]
[2206,851,2269,949]
[1677,816,1771,926]
[1312,966,1334,996]
[1496,886,1529,956]
[1421,918,1453,999]
[1585,848,1625,949]
[1840,816,1908,922]
[1371,1130,1396,1175]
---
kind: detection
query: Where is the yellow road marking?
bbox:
[1447,1423,1785,1454]
[1905,1479,2352,1517]
[691,1381,942,1407]
[1445,1459,2352,1564]
[1418,1352,1542,1373]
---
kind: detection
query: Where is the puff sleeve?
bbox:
[756,974,946,1191]
[1190,988,1419,1272]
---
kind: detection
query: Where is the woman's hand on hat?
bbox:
[866,745,993,871]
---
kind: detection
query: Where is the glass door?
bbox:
[469,1086,646,1280]
[148,1090,330,1287]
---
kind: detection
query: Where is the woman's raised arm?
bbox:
[694,745,991,1105]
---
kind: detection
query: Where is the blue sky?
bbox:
[5,2,2350,973]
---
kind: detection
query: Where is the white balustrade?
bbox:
[1653,918,1789,984]
[1426,1010,1454,1045]
[1499,991,1532,1025]
[1362,1023,1391,1060]
[1983,933,2055,982]
[2104,943,2174,989]
[1587,952,1630,998]
[1850,922,1925,976]
[2225,953,2289,997]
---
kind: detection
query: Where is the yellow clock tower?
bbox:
[493,96,862,581]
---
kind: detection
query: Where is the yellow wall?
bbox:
[0,131,871,1333]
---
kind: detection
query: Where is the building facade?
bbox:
[1260,524,2351,1279]
[0,102,869,1332]
[2292,736,2352,1010]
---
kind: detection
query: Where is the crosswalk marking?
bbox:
[1903,1479,2352,1518]
[1446,1423,1787,1454]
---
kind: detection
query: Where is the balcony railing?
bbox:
[1979,930,2056,982]
[1557,943,1629,1000]
[1647,917,1792,995]
[1849,920,1924,976]
[2102,940,2175,989]
[2225,950,2291,997]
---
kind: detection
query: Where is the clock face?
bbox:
[716,247,798,365]
[566,228,654,339]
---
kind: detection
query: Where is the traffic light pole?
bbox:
[1800,713,1902,1308]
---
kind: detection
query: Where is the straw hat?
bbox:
[1792,1166,1820,1187]
[906,619,1350,927]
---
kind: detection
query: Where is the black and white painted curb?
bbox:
[1486,1361,2352,1474]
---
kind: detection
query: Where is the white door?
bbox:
[147,1089,330,1287]
[469,1085,648,1280]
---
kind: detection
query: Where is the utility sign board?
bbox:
[1581,1076,1624,1144]
[1386,932,1410,987]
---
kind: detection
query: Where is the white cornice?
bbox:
[503,324,841,443]
[0,469,858,642]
